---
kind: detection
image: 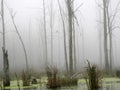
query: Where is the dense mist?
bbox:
[0,0,120,73]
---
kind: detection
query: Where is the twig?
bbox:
[15,72,20,90]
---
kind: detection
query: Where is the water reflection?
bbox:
[105,85,111,90]
[23,88,34,90]
[98,83,120,90]
[2,83,120,90]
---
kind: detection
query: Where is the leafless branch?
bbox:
[95,0,103,9]
[58,0,68,73]
[4,0,17,17]
[110,1,120,26]
[7,7,29,71]
[12,16,29,71]
[15,72,20,90]
[0,12,1,16]
[71,0,75,3]
[5,31,16,34]
[112,26,120,31]
[74,3,83,13]
[96,20,104,24]
[107,26,120,35]
[0,32,3,34]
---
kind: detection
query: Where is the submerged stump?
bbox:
[3,49,10,86]
[85,61,101,90]
[46,66,78,89]
[22,70,30,86]
[31,78,37,84]
[46,66,60,89]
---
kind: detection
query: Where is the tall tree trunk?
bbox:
[72,1,77,71]
[2,49,10,86]
[58,0,69,73]
[103,0,109,73]
[43,0,48,66]
[10,15,29,72]
[107,0,120,74]
[67,0,73,75]
[73,18,77,72]
[82,27,85,61]
[50,0,53,64]
[1,0,10,86]
[98,5,103,66]
[109,32,113,72]
[28,20,32,67]
[107,7,112,73]
[98,26,102,65]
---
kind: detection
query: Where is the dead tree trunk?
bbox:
[11,15,29,72]
[58,0,69,73]
[97,4,103,66]
[2,49,10,86]
[103,0,109,73]
[102,0,120,73]
[1,0,10,86]
[50,0,53,64]
[67,0,74,75]
[72,7,77,72]
[109,32,113,72]
[43,0,48,65]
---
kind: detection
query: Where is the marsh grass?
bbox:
[0,78,3,90]
[46,66,60,89]
[85,61,101,90]
[15,72,20,90]
[22,70,30,86]
[46,66,78,89]
[60,78,77,86]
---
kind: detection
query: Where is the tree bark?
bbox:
[1,0,10,86]
[10,14,29,72]
[50,0,53,64]
[73,17,77,72]
[58,0,69,73]
[67,0,74,75]
[43,0,48,65]
[103,0,109,73]
[2,49,10,86]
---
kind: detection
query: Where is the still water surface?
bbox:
[4,83,120,90]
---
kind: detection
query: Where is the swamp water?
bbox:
[3,82,120,90]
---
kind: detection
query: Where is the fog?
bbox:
[0,0,120,73]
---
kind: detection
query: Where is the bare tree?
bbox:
[72,2,77,72]
[97,0,120,73]
[67,0,73,75]
[15,72,20,90]
[43,0,48,65]
[8,11,29,72]
[96,1,103,66]
[106,1,120,72]
[103,0,109,73]
[65,0,82,75]
[1,0,10,86]
[50,0,53,64]
[66,0,74,75]
[58,0,69,73]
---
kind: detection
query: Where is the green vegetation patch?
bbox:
[1,77,120,89]
[78,79,86,84]
[102,77,120,82]
[78,77,120,84]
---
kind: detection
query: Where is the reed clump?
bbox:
[46,66,78,89]
[21,70,30,86]
[85,61,101,90]
[46,66,60,89]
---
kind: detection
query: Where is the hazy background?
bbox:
[0,0,120,73]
